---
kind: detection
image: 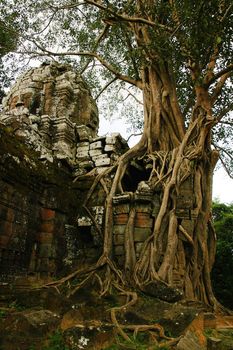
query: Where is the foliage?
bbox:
[42,330,69,350]
[0,310,6,319]
[0,0,20,95]
[212,201,233,309]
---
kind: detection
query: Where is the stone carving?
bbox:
[0,62,99,163]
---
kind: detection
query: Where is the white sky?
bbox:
[99,116,233,204]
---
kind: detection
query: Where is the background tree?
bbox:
[0,0,19,102]
[212,201,233,310]
[2,0,233,311]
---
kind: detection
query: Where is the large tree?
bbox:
[3,0,233,311]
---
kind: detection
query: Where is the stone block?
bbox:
[76,126,91,141]
[176,194,194,209]
[39,244,55,258]
[77,141,89,147]
[191,208,199,218]
[77,216,92,226]
[113,234,124,245]
[93,167,106,174]
[113,204,130,214]
[114,245,124,256]
[105,133,120,144]
[113,225,126,235]
[134,227,151,242]
[90,141,102,150]
[175,208,191,219]
[91,153,107,162]
[113,194,131,204]
[134,192,153,203]
[104,144,115,152]
[114,213,128,225]
[89,149,102,157]
[76,151,90,159]
[37,232,53,244]
[95,157,111,167]
[40,221,54,233]
[135,204,152,214]
[76,145,89,154]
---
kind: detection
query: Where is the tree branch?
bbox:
[216,102,233,122]
[127,133,142,142]
[22,41,142,88]
[80,23,110,73]
[84,0,168,29]
[211,72,232,103]
[95,77,117,100]
[213,143,233,179]
[218,120,233,127]
[53,0,172,32]
[205,64,233,88]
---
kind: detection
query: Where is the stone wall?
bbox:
[0,63,129,278]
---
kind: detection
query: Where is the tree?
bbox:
[3,0,233,312]
[0,1,19,101]
[212,201,233,310]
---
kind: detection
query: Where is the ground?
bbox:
[0,277,233,350]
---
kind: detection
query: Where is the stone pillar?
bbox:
[40,115,52,146]
[36,208,56,276]
[52,116,76,160]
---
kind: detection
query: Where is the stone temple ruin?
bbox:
[0,62,196,285]
[0,62,129,277]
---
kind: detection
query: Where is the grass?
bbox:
[42,331,70,350]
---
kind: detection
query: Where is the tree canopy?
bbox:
[2,0,233,171]
[0,0,19,100]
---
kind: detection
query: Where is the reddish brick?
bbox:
[113,213,128,225]
[40,221,54,233]
[135,213,153,228]
[7,208,15,223]
[3,221,13,235]
[0,235,10,247]
[40,208,55,221]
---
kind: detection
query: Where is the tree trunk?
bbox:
[124,63,218,305]
[98,61,218,306]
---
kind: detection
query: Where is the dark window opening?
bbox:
[122,160,150,192]
[79,226,94,246]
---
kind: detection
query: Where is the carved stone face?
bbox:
[2,62,99,132]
